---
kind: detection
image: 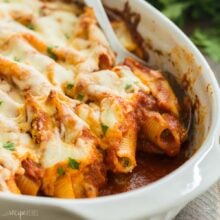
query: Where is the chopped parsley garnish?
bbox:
[25,23,35,30]
[39,8,44,16]
[76,93,84,101]
[68,158,80,170]
[120,157,130,168]
[57,167,65,176]
[47,46,57,60]
[64,33,70,40]
[14,57,20,62]
[66,83,74,90]
[3,142,15,151]
[101,123,109,135]
[0,101,3,106]
[125,84,132,90]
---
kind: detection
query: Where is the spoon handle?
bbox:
[84,0,148,65]
[84,0,124,52]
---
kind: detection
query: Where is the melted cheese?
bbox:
[0,90,21,118]
[75,66,149,100]
[0,166,11,191]
[42,129,94,168]
[0,0,136,192]
[0,0,181,197]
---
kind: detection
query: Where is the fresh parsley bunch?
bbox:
[147,0,220,62]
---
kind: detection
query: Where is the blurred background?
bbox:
[147,0,220,83]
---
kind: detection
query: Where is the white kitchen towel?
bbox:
[176,182,220,220]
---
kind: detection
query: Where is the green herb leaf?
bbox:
[39,8,44,16]
[120,157,130,168]
[14,57,20,62]
[64,33,70,39]
[192,29,220,62]
[68,158,80,170]
[3,142,15,151]
[76,93,84,101]
[47,46,57,60]
[101,123,109,135]
[125,84,132,90]
[66,83,74,90]
[25,23,35,30]
[0,101,3,106]
[57,167,65,176]
[162,2,191,25]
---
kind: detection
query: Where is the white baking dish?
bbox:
[0,0,219,220]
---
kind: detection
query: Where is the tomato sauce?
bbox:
[100,143,190,196]
[99,5,193,197]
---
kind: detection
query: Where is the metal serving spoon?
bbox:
[84,0,148,65]
[84,0,192,133]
